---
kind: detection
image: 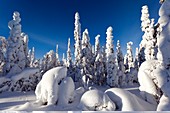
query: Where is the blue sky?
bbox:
[0,0,160,59]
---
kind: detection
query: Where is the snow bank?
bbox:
[58,77,75,106]
[35,66,67,105]
[79,89,116,111]
[105,88,156,111]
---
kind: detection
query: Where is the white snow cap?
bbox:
[106,26,113,36]
[75,12,80,20]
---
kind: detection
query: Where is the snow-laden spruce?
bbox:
[81,29,93,77]
[124,41,137,85]
[41,50,56,72]
[116,40,126,86]
[74,12,82,82]
[105,26,118,87]
[0,36,7,76]
[4,12,28,77]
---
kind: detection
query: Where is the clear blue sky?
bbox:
[0,0,160,59]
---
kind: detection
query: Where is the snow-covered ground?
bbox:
[0,85,140,111]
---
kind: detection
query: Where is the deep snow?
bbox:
[0,85,140,111]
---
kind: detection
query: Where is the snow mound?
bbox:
[35,66,67,105]
[105,88,156,111]
[79,89,116,111]
[58,77,75,106]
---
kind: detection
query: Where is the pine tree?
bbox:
[139,5,151,66]
[41,50,56,72]
[94,34,105,85]
[74,12,82,67]
[124,42,134,72]
[81,29,93,79]
[116,40,126,86]
[124,41,135,85]
[55,44,60,66]
[94,52,105,86]
[95,35,100,57]
[105,26,118,87]
[134,48,139,70]
[74,12,82,82]
[67,38,72,68]
[4,11,27,76]
[30,47,35,67]
[0,36,7,76]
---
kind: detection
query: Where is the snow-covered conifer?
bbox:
[124,42,134,72]
[4,11,27,76]
[134,48,139,70]
[74,12,82,82]
[67,38,72,67]
[61,53,67,66]
[41,50,56,72]
[30,47,35,67]
[0,36,7,76]
[138,5,151,66]
[105,26,118,87]
[124,42,135,85]
[94,52,105,86]
[116,40,126,86]
[74,12,82,67]
[95,35,100,56]
[55,44,60,66]
[82,29,93,77]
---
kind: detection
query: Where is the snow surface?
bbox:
[0,85,142,111]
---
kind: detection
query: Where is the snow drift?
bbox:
[35,66,67,105]
[105,88,156,111]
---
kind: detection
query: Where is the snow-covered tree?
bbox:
[134,47,139,71]
[67,38,72,68]
[4,11,27,76]
[124,42,136,85]
[124,41,134,72]
[28,47,35,67]
[61,53,67,66]
[144,19,158,61]
[140,5,158,62]
[141,5,151,32]
[105,26,118,87]
[94,52,106,86]
[41,50,56,72]
[116,40,126,86]
[95,35,100,57]
[74,12,82,67]
[0,36,7,76]
[138,1,170,110]
[81,29,94,86]
[66,38,75,80]
[55,44,60,66]
[74,12,82,82]
[138,5,151,66]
